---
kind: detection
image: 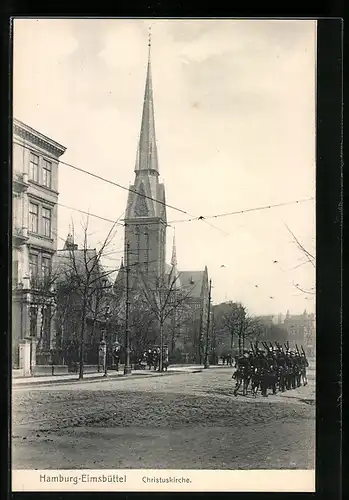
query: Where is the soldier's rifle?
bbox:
[275,341,285,353]
[261,341,268,350]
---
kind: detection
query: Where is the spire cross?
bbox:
[148,26,152,48]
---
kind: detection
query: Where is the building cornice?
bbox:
[13,119,66,158]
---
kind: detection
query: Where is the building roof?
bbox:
[13,118,66,158]
[180,271,206,298]
[55,234,112,287]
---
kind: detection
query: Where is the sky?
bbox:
[13,18,316,315]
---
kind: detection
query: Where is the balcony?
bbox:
[13,227,29,246]
[13,172,29,192]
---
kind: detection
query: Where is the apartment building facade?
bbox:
[12,118,66,371]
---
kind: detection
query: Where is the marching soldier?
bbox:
[266,347,278,395]
[300,351,309,386]
[233,350,251,396]
[256,350,269,397]
[294,352,302,388]
[276,347,287,392]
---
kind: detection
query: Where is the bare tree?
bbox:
[285,223,315,296]
[55,218,119,379]
[220,301,263,356]
[137,270,195,371]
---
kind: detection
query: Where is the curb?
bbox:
[12,365,233,389]
[12,369,191,389]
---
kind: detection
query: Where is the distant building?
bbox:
[283,309,315,355]
[12,119,66,370]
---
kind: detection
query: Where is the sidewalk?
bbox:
[12,364,231,387]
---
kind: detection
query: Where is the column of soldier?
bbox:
[232,340,309,398]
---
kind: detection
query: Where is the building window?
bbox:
[29,202,39,233]
[42,255,52,280]
[42,159,52,188]
[42,207,51,238]
[29,253,39,278]
[29,153,39,183]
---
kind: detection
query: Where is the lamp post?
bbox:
[103,305,110,377]
[204,279,212,369]
[124,242,132,375]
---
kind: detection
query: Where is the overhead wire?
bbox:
[16,144,314,306]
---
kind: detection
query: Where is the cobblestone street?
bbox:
[12,366,315,470]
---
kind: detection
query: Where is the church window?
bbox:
[134,184,148,217]
[144,229,149,273]
[135,226,140,264]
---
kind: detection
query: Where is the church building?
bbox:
[114,38,210,360]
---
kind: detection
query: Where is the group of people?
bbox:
[232,345,309,397]
[142,348,169,371]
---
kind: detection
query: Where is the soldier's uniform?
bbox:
[266,348,278,395]
[290,352,297,389]
[257,350,269,397]
[233,351,250,396]
[294,353,302,387]
[300,352,309,385]
[276,349,287,392]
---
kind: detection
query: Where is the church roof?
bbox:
[55,245,112,288]
[180,271,206,298]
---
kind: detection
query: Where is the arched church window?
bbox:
[135,226,140,264]
[134,183,148,217]
[144,227,149,273]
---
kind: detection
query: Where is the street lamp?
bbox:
[124,242,132,375]
[103,305,111,377]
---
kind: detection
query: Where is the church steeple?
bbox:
[171,232,177,267]
[169,232,180,288]
[135,27,159,175]
[124,30,167,279]
[63,226,77,250]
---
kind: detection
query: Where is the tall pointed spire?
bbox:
[169,231,180,288]
[63,229,77,250]
[135,27,159,174]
